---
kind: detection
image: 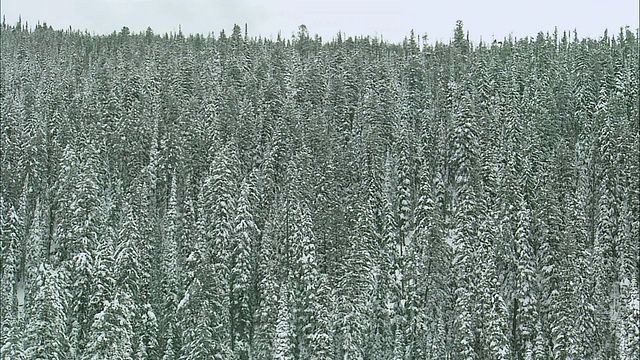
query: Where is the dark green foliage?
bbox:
[1,20,638,359]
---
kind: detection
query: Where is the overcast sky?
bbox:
[2,0,638,44]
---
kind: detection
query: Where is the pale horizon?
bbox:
[2,0,639,44]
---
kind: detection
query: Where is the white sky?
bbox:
[2,0,638,44]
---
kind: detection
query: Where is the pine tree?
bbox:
[273,285,294,360]
[230,179,259,359]
[161,171,182,355]
[116,198,159,358]
[23,264,69,359]
[83,291,135,360]
[0,202,21,354]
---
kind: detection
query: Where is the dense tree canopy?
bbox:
[1,19,639,359]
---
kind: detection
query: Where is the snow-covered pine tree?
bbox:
[23,264,69,359]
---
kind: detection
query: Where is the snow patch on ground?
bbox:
[17,280,25,317]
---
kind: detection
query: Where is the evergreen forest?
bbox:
[1,19,639,359]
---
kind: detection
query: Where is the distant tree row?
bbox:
[1,19,638,359]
